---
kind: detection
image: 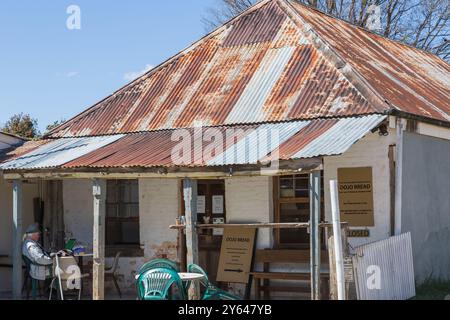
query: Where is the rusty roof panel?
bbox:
[222,1,287,47]
[47,1,384,138]
[58,115,385,169]
[46,0,448,139]
[290,1,450,122]
[2,115,385,170]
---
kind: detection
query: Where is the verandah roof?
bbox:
[0,115,385,171]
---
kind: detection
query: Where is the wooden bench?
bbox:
[249,249,329,300]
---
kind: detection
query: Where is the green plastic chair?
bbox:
[187,263,241,300]
[135,258,180,295]
[22,255,38,300]
[138,258,179,276]
[136,268,187,300]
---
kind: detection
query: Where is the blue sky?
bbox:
[0,0,218,132]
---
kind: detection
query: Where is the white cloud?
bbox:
[124,64,153,81]
[66,71,79,78]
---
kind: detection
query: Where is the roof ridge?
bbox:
[286,0,449,64]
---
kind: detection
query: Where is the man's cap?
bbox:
[25,223,41,234]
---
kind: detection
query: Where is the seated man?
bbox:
[22,223,53,281]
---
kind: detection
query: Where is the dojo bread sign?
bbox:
[216,227,256,284]
[338,167,375,227]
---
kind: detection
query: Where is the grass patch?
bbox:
[413,280,450,300]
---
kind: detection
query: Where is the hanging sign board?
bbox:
[338,167,375,227]
[216,227,256,284]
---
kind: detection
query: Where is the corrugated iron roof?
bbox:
[0,115,386,170]
[47,0,392,138]
[0,140,50,165]
[0,135,124,170]
[287,0,450,122]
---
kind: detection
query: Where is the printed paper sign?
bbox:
[338,167,375,227]
[212,195,224,214]
[197,195,206,214]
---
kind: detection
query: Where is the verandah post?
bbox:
[183,178,199,266]
[92,179,106,300]
[183,178,199,299]
[12,180,23,300]
[309,171,321,300]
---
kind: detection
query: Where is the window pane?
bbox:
[106,181,117,203]
[131,181,139,203]
[280,177,294,198]
[106,220,121,245]
[106,179,140,245]
[295,177,309,190]
[279,203,310,244]
[121,221,140,244]
[106,204,118,218]
[129,204,139,218]
[119,183,129,203]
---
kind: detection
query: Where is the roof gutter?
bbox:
[388,108,450,129]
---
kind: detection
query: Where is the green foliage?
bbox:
[1,113,40,139]
[45,119,66,134]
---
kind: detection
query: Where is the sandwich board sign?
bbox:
[216,227,256,284]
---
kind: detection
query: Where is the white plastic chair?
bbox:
[49,255,89,300]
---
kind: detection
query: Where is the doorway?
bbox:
[181,179,226,282]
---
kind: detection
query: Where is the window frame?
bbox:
[273,174,325,249]
[105,179,142,257]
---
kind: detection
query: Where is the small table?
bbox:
[73,253,93,297]
[178,272,205,281]
[178,272,205,300]
[73,253,93,274]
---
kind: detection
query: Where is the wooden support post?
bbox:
[327,233,337,300]
[12,180,23,300]
[183,179,198,266]
[309,171,321,300]
[92,179,106,300]
[183,179,199,299]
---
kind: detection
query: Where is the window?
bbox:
[106,180,140,249]
[181,179,226,237]
[274,174,324,248]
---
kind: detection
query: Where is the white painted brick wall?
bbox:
[139,178,179,260]
[63,179,93,249]
[324,130,396,248]
[225,176,273,249]
[63,178,180,293]
[0,177,39,293]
